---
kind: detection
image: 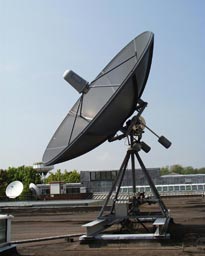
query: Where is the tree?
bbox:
[199,168,205,174]
[160,166,170,176]
[0,169,8,198]
[66,170,80,183]
[160,165,205,175]
[183,166,195,174]
[45,169,80,183]
[170,164,184,174]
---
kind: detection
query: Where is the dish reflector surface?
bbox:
[6,180,24,199]
[43,31,154,165]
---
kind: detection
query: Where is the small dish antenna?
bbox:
[6,181,24,199]
[29,183,40,196]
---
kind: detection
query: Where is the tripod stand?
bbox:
[80,100,172,241]
[98,133,169,219]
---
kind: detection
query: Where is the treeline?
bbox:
[45,169,80,183]
[160,165,205,176]
[0,166,80,198]
[1,164,205,198]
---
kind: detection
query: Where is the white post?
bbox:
[0,214,14,248]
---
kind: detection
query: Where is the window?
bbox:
[139,187,144,192]
[106,172,111,180]
[101,172,106,180]
[90,172,96,181]
[96,172,101,180]
[128,187,132,193]
[146,187,151,192]
[90,171,117,181]
[42,188,50,195]
[112,171,117,180]
[156,186,162,192]
[66,187,80,194]
[180,186,185,191]
[168,186,173,191]
[192,185,197,191]
[174,186,179,191]
[122,188,128,193]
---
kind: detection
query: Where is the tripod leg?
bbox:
[130,135,137,195]
[98,151,130,218]
[110,152,130,214]
[135,152,168,217]
[131,151,136,195]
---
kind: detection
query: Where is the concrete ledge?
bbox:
[83,219,106,236]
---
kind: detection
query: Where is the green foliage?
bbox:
[197,167,205,174]
[170,164,184,174]
[67,170,80,183]
[0,169,8,197]
[160,165,205,175]
[45,169,80,183]
[160,166,170,176]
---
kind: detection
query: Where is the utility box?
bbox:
[50,182,65,195]
[80,187,87,193]
[50,183,60,194]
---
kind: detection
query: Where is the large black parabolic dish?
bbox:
[43,31,154,165]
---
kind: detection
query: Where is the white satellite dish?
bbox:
[29,183,40,196]
[6,180,24,199]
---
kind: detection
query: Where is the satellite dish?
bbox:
[6,181,24,199]
[43,31,154,165]
[29,183,40,196]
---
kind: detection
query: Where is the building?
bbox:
[34,170,205,197]
[160,174,205,185]
[80,168,160,193]
[36,182,89,200]
[80,169,205,194]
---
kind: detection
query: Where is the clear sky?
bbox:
[0,0,205,172]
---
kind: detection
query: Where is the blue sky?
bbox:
[0,0,205,172]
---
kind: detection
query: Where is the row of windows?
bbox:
[120,184,205,193]
[90,171,117,181]
[66,188,80,194]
